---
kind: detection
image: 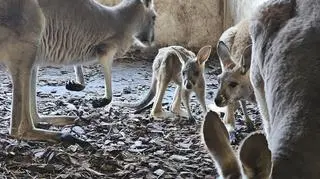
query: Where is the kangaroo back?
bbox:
[250,0,320,177]
[203,0,320,178]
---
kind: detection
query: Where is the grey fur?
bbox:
[0,0,156,142]
[202,0,320,178]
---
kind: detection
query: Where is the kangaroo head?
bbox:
[172,45,212,91]
[202,111,272,179]
[135,0,157,45]
[215,41,253,107]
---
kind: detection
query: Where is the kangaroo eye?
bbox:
[229,82,238,88]
[182,71,186,75]
[152,15,156,21]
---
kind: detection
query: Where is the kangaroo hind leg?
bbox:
[30,67,78,126]
[151,74,173,119]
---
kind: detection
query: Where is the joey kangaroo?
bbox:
[126,45,212,121]
[0,0,156,144]
[213,20,255,133]
[203,0,320,178]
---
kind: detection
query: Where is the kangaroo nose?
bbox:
[215,97,222,107]
[186,82,192,89]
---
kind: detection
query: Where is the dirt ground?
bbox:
[0,50,262,178]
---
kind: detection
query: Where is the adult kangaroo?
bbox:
[0,0,156,144]
[202,0,320,178]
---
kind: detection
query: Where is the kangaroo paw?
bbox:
[92,97,111,108]
[65,80,85,91]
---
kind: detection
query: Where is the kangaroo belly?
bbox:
[35,0,114,66]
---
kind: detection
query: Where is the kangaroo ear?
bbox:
[217,41,235,70]
[240,44,252,75]
[141,0,152,8]
[239,131,272,179]
[196,45,212,65]
[201,111,241,178]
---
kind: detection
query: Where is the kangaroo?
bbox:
[126,45,212,121]
[203,0,320,178]
[0,0,156,144]
[212,19,255,134]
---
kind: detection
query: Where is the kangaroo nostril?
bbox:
[186,82,192,89]
[215,97,222,106]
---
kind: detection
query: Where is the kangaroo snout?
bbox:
[214,95,226,107]
[185,80,193,90]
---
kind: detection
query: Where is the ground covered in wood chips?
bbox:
[0,50,262,178]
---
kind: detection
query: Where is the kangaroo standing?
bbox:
[202,0,320,178]
[213,19,255,134]
[126,45,212,121]
[0,0,156,143]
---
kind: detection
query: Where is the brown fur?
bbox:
[126,45,212,120]
[212,20,255,132]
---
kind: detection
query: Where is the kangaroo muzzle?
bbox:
[214,95,227,107]
[185,80,193,90]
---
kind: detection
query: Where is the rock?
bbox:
[169,155,189,161]
[154,169,165,176]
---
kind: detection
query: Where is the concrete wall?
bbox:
[224,0,269,29]
[97,0,267,50]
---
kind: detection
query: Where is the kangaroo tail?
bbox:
[124,77,157,110]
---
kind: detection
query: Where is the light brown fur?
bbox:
[126,45,212,121]
[212,20,255,133]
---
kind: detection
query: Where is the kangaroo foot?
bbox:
[35,116,78,126]
[151,110,174,119]
[65,80,85,91]
[171,107,189,117]
[14,129,90,148]
[92,97,111,108]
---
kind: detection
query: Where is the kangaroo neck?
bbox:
[110,1,144,34]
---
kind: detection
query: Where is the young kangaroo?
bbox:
[126,45,212,121]
[0,0,156,144]
[213,19,255,133]
[203,0,320,178]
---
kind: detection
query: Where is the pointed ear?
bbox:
[217,41,235,70]
[239,131,272,179]
[196,45,212,65]
[240,44,252,75]
[201,111,241,178]
[141,0,152,8]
